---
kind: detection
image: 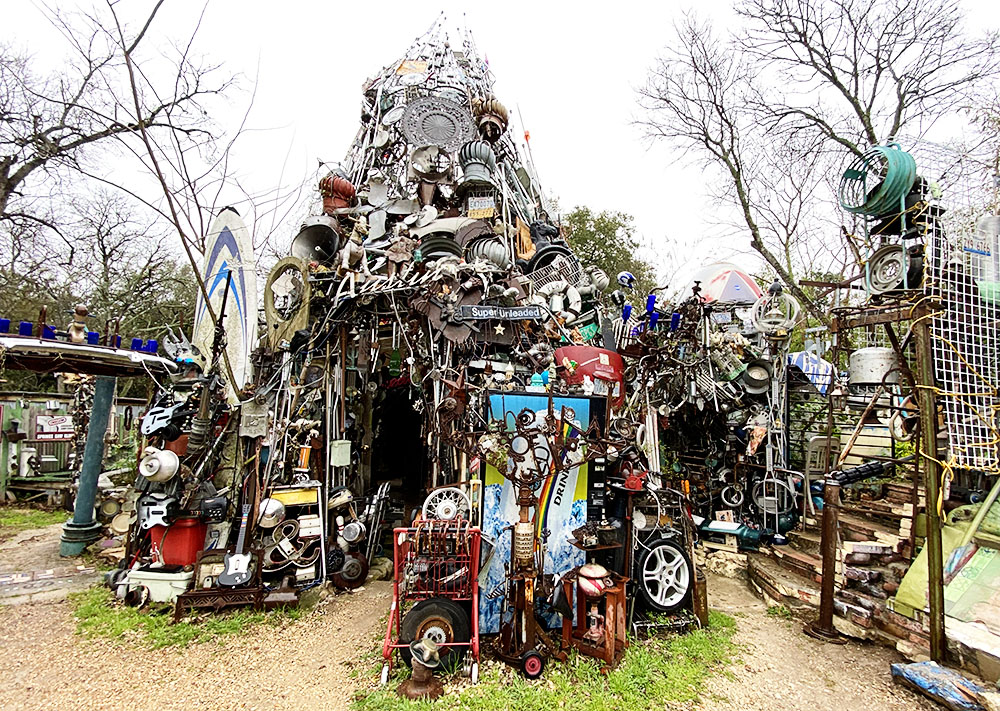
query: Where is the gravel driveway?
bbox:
[0,570,935,711]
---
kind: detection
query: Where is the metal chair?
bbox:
[803,435,840,516]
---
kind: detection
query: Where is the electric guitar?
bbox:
[218,503,254,586]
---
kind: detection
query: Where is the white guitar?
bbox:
[218,503,254,586]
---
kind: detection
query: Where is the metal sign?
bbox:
[458,305,543,321]
[35,414,74,441]
[467,195,496,219]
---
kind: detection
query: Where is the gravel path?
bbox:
[0,581,393,711]
[0,566,935,710]
[700,573,934,711]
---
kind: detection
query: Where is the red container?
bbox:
[554,346,626,407]
[149,517,207,567]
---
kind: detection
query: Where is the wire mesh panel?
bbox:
[926,217,1000,469]
[526,252,583,290]
[916,138,1000,471]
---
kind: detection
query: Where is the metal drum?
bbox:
[848,347,899,387]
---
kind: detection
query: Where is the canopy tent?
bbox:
[689,262,764,304]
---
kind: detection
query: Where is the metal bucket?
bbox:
[848,347,899,387]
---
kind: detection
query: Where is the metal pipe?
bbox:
[804,479,847,644]
[60,375,115,557]
[913,315,946,661]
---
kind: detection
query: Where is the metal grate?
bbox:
[526,252,583,290]
[914,138,1000,471]
[926,216,1000,469]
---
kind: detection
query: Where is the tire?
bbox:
[521,650,545,679]
[399,597,471,671]
[636,538,693,613]
[331,552,368,590]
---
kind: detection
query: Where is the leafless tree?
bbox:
[637,18,828,321]
[1,2,307,399]
[0,2,232,236]
[739,0,1000,157]
[638,0,1000,320]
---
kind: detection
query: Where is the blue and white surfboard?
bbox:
[193,208,258,404]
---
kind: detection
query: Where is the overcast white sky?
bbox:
[7,0,998,281]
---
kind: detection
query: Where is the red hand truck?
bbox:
[380,519,482,684]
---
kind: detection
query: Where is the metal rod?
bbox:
[913,314,946,662]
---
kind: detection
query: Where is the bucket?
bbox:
[149,517,206,566]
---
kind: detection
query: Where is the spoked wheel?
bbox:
[421,486,471,521]
[399,597,470,671]
[637,538,692,613]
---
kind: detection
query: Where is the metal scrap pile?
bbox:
[101,23,803,689]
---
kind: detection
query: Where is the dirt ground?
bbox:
[0,567,933,711]
[702,573,934,711]
[0,580,394,711]
[0,521,100,604]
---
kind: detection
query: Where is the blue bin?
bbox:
[86,331,100,345]
[0,318,9,333]
[18,321,32,336]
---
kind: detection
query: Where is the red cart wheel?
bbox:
[521,651,545,679]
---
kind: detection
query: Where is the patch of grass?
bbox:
[352,610,737,711]
[69,586,304,649]
[765,604,794,620]
[0,506,66,539]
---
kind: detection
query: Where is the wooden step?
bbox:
[788,529,821,556]
[746,552,821,608]
[767,545,828,584]
[842,501,914,535]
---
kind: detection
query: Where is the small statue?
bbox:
[385,226,417,280]
[334,219,372,299]
[66,305,88,343]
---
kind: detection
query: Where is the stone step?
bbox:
[767,545,828,584]
[746,553,909,643]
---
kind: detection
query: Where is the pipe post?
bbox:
[804,478,847,643]
[60,376,115,557]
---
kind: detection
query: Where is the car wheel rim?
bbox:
[642,543,690,608]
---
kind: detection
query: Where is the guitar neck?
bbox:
[234,504,251,554]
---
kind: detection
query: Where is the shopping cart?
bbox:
[380,519,482,684]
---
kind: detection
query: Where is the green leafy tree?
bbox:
[563,207,658,295]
